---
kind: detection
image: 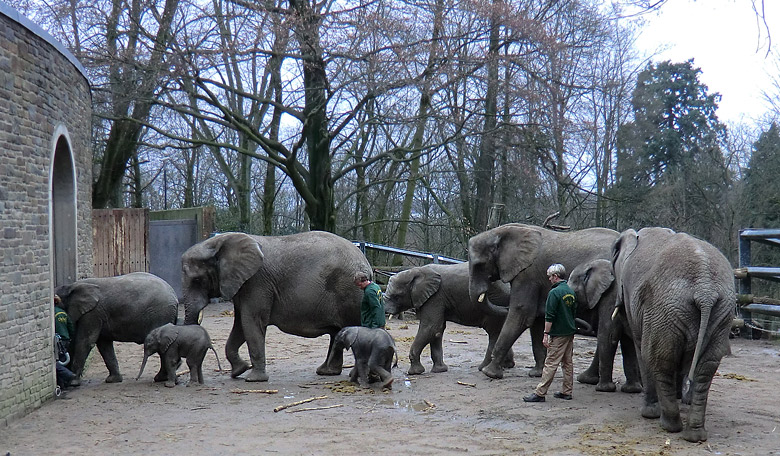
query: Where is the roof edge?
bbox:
[0,0,89,82]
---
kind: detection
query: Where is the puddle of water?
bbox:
[378,398,432,412]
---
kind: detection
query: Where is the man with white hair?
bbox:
[523,263,577,402]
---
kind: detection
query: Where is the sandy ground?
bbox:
[2,300,780,456]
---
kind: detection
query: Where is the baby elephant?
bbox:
[334,326,397,388]
[136,323,222,387]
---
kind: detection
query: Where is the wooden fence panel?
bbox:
[92,208,149,277]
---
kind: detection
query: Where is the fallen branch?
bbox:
[448,340,468,344]
[287,404,343,413]
[423,400,435,411]
[231,389,278,394]
[176,369,190,377]
[457,381,476,388]
[274,395,329,413]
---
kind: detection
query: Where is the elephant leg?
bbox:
[226,310,251,379]
[503,347,515,369]
[430,334,448,373]
[163,352,178,388]
[527,318,546,377]
[683,359,720,442]
[408,324,434,375]
[356,361,370,387]
[317,331,344,376]
[241,316,269,382]
[619,334,642,393]
[96,338,123,383]
[482,305,536,379]
[577,348,602,386]
[348,366,359,383]
[370,349,394,388]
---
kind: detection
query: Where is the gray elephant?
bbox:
[568,259,641,393]
[612,227,735,442]
[55,272,178,385]
[383,262,515,375]
[334,326,396,388]
[181,231,371,382]
[136,323,222,387]
[468,223,619,379]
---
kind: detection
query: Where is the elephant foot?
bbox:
[164,381,176,388]
[230,360,252,379]
[481,362,504,379]
[153,372,167,383]
[527,367,542,378]
[501,358,515,369]
[407,363,425,375]
[105,374,123,383]
[316,363,342,376]
[595,381,617,392]
[621,382,643,394]
[245,369,269,382]
[576,371,599,385]
[381,377,394,389]
[682,426,708,443]
[641,403,661,419]
[431,363,448,373]
[660,414,683,433]
[69,377,81,387]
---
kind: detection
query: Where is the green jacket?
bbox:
[545,280,577,337]
[361,282,386,329]
[54,306,75,342]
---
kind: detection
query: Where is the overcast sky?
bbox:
[634,0,779,123]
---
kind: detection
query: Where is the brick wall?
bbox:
[0,3,92,426]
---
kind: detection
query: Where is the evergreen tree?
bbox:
[613,59,730,243]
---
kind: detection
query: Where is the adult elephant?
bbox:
[180,231,371,382]
[468,223,619,379]
[568,259,642,393]
[55,272,178,385]
[383,262,513,375]
[612,227,735,442]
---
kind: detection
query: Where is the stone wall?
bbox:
[0,1,92,426]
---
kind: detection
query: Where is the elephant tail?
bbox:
[686,290,715,394]
[210,344,223,373]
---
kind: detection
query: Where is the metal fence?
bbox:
[737,228,780,335]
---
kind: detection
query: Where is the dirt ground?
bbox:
[2,300,780,456]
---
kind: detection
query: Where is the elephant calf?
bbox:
[334,326,397,388]
[137,323,222,387]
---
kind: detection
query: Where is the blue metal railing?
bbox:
[353,241,463,265]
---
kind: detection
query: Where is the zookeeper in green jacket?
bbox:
[354,271,386,329]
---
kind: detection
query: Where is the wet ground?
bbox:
[3,300,780,455]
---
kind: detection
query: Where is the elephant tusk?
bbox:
[611,307,619,321]
[478,293,485,303]
[198,310,204,325]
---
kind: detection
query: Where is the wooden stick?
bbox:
[448,340,468,344]
[231,389,279,394]
[287,404,344,413]
[176,369,190,377]
[457,381,476,387]
[274,395,328,413]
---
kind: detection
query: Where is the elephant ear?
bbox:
[611,229,638,309]
[497,226,542,283]
[411,268,442,310]
[159,325,178,353]
[339,327,359,350]
[209,233,264,300]
[584,260,614,310]
[59,282,101,322]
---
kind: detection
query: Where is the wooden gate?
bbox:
[92,208,149,277]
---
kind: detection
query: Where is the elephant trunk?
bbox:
[483,298,509,318]
[136,351,150,381]
[183,293,208,325]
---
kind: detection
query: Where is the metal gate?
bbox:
[149,219,198,298]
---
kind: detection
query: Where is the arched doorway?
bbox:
[51,133,77,288]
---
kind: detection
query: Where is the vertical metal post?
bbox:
[738,230,753,338]
[432,254,439,264]
[359,242,366,254]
